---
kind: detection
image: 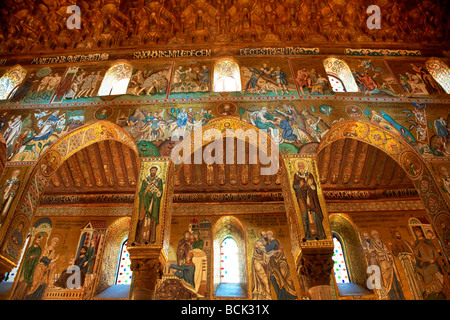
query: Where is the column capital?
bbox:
[296,246,334,299]
[128,246,166,300]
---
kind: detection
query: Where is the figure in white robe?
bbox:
[33,111,60,141]
[3,115,22,154]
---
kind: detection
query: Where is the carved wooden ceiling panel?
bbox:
[42,140,139,197]
[173,138,283,195]
[317,138,416,193]
[0,0,447,54]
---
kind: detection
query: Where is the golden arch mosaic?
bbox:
[318,119,450,256]
[0,121,139,264]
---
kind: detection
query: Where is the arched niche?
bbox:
[329,213,372,296]
[213,59,242,92]
[94,217,131,297]
[212,216,247,298]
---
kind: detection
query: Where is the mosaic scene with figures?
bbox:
[0,0,448,303]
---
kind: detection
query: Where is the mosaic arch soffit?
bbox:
[171,116,280,157]
[317,119,450,235]
[6,121,140,241]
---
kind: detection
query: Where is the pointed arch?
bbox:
[0,65,27,100]
[318,120,450,257]
[98,60,133,96]
[162,117,300,296]
[0,122,139,270]
[323,58,359,93]
[425,59,450,94]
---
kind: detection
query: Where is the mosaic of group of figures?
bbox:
[0,164,449,300]
[355,213,449,300]
[0,99,448,168]
[4,216,114,300]
[157,214,299,300]
[0,57,448,107]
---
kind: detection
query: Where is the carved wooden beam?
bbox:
[241,164,249,185]
[87,144,104,187]
[120,144,137,187]
[319,144,331,184]
[66,156,83,188]
[342,139,358,184]
[374,152,389,186]
[76,149,93,188]
[50,171,61,188]
[382,157,397,185]
[98,141,115,187]
[59,160,72,188]
[183,163,192,185]
[109,140,126,187]
[353,142,368,184]
[363,147,379,186]
[330,139,345,184]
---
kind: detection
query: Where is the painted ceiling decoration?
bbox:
[0,0,447,56]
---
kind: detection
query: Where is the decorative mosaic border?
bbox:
[171,203,286,216]
[345,48,422,57]
[326,200,425,212]
[35,206,133,217]
[1,94,449,111]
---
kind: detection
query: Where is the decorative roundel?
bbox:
[217,101,237,116]
[342,122,369,139]
[399,151,423,180]
[39,150,61,177]
[418,175,431,195]
[384,138,401,156]
[5,215,29,260]
[345,105,363,119]
[94,106,114,120]
[367,129,385,146]
[93,123,118,140]
[426,193,440,215]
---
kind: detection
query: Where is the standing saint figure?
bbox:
[251,231,272,300]
[264,231,297,300]
[135,166,164,244]
[389,230,423,300]
[4,115,22,154]
[370,230,405,300]
[0,169,21,227]
[412,227,446,299]
[11,234,42,300]
[25,236,60,300]
[292,161,327,241]
[176,231,193,265]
